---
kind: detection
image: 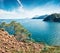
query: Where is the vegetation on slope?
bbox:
[41,46,60,53]
[0,21,31,42]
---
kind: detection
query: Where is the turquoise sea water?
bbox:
[0,19,60,46]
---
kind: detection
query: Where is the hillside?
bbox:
[0,25,60,53]
[43,13,60,22]
[0,29,44,53]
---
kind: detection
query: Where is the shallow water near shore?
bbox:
[0,19,60,46]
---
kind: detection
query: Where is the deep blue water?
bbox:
[0,19,60,46]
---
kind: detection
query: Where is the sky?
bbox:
[0,0,60,19]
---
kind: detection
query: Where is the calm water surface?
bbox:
[0,19,60,46]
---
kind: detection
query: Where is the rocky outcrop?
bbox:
[0,29,44,53]
[43,13,60,22]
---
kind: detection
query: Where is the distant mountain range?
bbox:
[32,13,60,22]
[43,13,60,22]
[32,15,48,19]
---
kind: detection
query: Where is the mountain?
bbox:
[32,15,48,19]
[43,13,60,22]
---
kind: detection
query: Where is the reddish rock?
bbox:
[0,29,44,53]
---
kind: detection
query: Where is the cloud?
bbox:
[0,7,60,19]
[0,1,60,19]
[0,7,36,19]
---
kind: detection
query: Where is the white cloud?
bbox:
[0,4,60,19]
[0,0,60,19]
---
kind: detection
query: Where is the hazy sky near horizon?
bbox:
[0,0,60,19]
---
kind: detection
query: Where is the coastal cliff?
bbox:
[43,13,60,22]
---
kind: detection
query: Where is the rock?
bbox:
[0,29,44,53]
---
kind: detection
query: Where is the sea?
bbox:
[0,19,60,46]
